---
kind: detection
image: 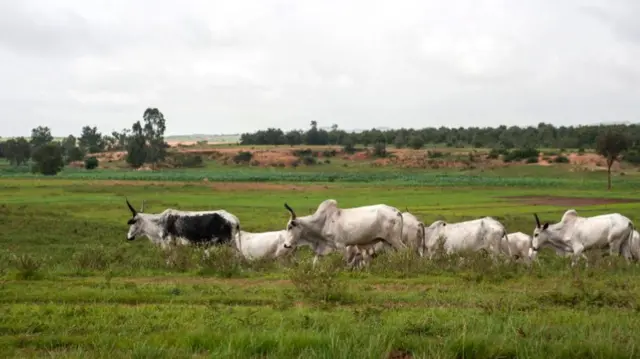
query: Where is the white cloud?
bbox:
[1,0,639,137]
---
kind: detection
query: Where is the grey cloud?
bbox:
[1,0,640,137]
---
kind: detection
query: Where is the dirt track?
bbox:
[503,195,640,206]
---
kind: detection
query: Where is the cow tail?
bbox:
[502,227,512,258]
[620,221,634,260]
[418,221,426,256]
[397,210,405,250]
[234,223,242,253]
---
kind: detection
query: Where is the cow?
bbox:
[281,199,406,267]
[531,209,635,266]
[423,217,509,259]
[236,230,319,261]
[344,211,426,267]
[500,232,534,264]
[124,198,241,252]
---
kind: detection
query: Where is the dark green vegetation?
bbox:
[1,177,640,358]
[239,121,640,150]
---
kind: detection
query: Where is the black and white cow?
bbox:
[124,198,241,250]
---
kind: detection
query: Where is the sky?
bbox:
[1,0,639,137]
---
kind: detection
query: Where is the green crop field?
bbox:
[1,165,640,358]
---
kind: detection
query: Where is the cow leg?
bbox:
[571,244,586,267]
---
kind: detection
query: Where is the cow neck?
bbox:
[545,221,573,249]
[298,213,326,234]
[137,213,165,241]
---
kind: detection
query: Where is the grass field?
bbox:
[2,165,640,358]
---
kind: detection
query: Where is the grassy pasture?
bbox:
[1,176,640,358]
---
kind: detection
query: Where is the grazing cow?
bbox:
[423,217,509,259]
[124,198,241,251]
[531,210,635,266]
[501,232,534,264]
[281,199,406,266]
[345,211,426,267]
[236,230,318,261]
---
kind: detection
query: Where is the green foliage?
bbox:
[30,126,53,149]
[503,148,539,162]
[342,138,356,154]
[84,157,99,170]
[596,130,630,166]
[3,137,31,166]
[169,153,204,168]
[525,156,539,164]
[79,126,105,153]
[393,133,406,148]
[372,141,387,157]
[623,150,640,165]
[126,121,147,168]
[427,150,444,158]
[554,155,570,164]
[30,142,64,175]
[233,151,253,164]
[408,135,425,150]
[142,108,168,166]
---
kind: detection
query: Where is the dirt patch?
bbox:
[89,180,332,192]
[117,276,292,287]
[503,195,640,207]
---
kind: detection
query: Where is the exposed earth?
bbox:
[502,195,640,207]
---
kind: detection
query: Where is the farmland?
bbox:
[1,146,640,359]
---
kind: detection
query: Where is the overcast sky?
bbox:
[1,0,639,137]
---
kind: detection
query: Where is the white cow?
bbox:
[531,210,635,266]
[423,217,509,259]
[501,232,534,263]
[235,230,295,260]
[281,199,406,266]
[344,211,426,267]
[235,229,322,261]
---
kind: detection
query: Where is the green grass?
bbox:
[1,177,640,358]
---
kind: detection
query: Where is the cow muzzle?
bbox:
[127,236,136,241]
[283,244,292,249]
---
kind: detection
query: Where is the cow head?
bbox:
[125,198,146,241]
[531,213,550,252]
[283,203,300,249]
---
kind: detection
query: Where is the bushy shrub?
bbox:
[170,153,204,168]
[373,142,387,157]
[84,156,99,170]
[503,148,539,162]
[553,155,570,164]
[233,151,253,164]
[427,150,444,159]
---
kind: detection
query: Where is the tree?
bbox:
[30,126,53,149]
[84,157,99,170]
[408,135,425,150]
[142,108,167,168]
[285,130,303,146]
[79,126,105,153]
[126,121,147,168]
[393,133,406,148]
[60,135,85,163]
[596,130,630,190]
[31,142,64,175]
[4,137,31,166]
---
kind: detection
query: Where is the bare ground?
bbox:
[502,195,640,207]
[89,180,332,191]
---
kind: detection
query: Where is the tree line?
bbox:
[0,108,168,175]
[239,121,640,150]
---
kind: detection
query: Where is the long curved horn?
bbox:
[126,198,137,216]
[534,213,541,228]
[284,203,297,219]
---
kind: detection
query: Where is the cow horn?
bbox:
[534,213,541,228]
[284,203,297,219]
[126,198,137,216]
[140,200,146,213]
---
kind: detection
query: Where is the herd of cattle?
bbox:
[124,198,640,267]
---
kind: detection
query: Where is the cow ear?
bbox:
[542,223,549,230]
